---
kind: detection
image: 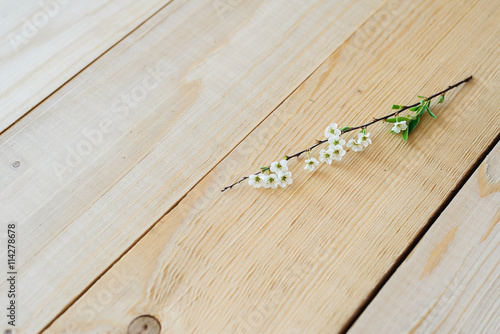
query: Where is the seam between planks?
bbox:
[340,131,500,334]
[39,1,392,331]
[0,0,176,138]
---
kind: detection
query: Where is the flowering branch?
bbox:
[222,75,473,192]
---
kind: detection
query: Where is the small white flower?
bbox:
[328,135,346,149]
[270,159,288,174]
[325,123,341,138]
[358,132,372,147]
[392,121,407,133]
[331,147,346,161]
[264,173,279,189]
[347,139,364,152]
[304,158,319,172]
[319,148,334,164]
[277,171,293,188]
[248,173,267,188]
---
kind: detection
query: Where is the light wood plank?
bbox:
[0,0,386,332]
[349,142,500,333]
[0,0,172,133]
[45,0,500,332]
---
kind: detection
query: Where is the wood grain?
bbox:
[0,0,172,133]
[0,0,385,332]
[349,142,500,334]
[45,0,500,332]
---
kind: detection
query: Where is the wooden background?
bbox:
[0,0,498,333]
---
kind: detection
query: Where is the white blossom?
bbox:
[248,173,267,188]
[304,158,319,172]
[319,148,334,164]
[325,123,341,138]
[347,139,364,152]
[328,135,346,149]
[392,121,407,133]
[264,173,279,189]
[331,147,346,161]
[270,159,288,174]
[277,171,293,188]
[358,132,372,147]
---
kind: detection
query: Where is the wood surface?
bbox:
[42,0,500,332]
[350,142,500,333]
[0,0,387,332]
[0,0,172,133]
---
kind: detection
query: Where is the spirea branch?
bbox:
[222,76,473,192]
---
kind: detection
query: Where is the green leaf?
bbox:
[360,128,367,134]
[408,115,420,134]
[402,127,409,141]
[426,107,437,119]
[390,130,395,134]
[438,94,445,103]
[391,104,402,110]
[410,105,424,115]
[340,126,351,131]
[416,105,426,116]
[417,95,427,99]
[260,167,268,170]
[386,116,411,123]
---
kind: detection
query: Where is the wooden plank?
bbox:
[0,0,172,133]
[0,0,386,332]
[349,141,500,333]
[45,0,500,332]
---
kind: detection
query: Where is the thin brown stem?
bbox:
[221,76,472,192]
